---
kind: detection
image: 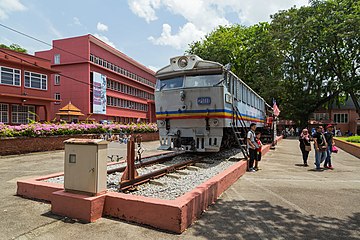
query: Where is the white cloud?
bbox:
[73,17,82,26]
[97,22,109,32]
[49,24,62,38]
[93,33,116,49]
[147,65,159,72]
[128,0,160,23]
[0,0,26,19]
[129,0,309,50]
[148,23,205,50]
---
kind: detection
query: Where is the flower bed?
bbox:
[0,123,159,156]
[0,122,158,138]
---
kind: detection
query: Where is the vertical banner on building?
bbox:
[93,72,107,114]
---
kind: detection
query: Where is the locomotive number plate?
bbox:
[197,97,211,105]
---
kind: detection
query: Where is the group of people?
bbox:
[299,124,336,170]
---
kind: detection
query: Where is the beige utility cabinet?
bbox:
[64,138,108,195]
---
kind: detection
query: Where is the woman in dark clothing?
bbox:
[299,128,312,166]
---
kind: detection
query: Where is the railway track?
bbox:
[118,154,207,191]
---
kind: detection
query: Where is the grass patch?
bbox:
[336,136,360,146]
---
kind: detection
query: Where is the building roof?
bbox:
[320,98,360,110]
[0,48,58,73]
[56,102,84,116]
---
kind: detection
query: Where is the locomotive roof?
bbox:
[155,55,223,79]
[156,55,272,110]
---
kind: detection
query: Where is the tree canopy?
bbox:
[0,43,27,53]
[187,0,359,126]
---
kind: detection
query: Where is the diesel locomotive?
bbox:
[155,55,270,152]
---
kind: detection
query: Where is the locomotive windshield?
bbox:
[155,76,183,90]
[156,74,223,91]
[184,74,222,87]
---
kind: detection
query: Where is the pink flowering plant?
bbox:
[0,122,158,138]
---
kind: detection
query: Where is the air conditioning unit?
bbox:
[64,139,108,195]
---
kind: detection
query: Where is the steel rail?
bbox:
[107,152,183,174]
[119,156,206,191]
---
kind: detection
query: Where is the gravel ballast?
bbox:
[43,149,245,200]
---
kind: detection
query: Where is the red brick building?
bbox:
[0,48,58,124]
[310,99,360,135]
[35,34,156,123]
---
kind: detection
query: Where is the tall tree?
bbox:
[187,23,283,104]
[187,0,359,127]
[270,0,360,124]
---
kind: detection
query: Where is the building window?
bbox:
[0,66,21,86]
[54,75,60,85]
[54,93,61,101]
[11,105,35,124]
[54,54,60,64]
[25,71,47,90]
[89,53,156,88]
[0,103,9,123]
[312,113,329,121]
[334,113,348,123]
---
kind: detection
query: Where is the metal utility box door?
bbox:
[64,139,108,195]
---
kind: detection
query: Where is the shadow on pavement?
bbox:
[191,199,360,240]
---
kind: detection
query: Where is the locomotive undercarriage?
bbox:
[158,127,248,152]
[158,127,223,152]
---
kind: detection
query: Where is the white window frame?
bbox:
[11,104,35,124]
[54,93,61,101]
[334,113,348,123]
[54,75,60,85]
[54,54,60,64]
[24,71,48,90]
[0,103,9,123]
[0,66,21,86]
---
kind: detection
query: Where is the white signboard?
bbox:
[93,72,106,114]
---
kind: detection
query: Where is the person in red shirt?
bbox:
[254,131,263,171]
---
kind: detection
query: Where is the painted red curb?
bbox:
[334,138,360,159]
[51,190,106,222]
[16,137,283,233]
[17,172,63,201]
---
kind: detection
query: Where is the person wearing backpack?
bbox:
[312,126,328,170]
[247,123,258,172]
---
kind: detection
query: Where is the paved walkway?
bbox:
[0,139,359,239]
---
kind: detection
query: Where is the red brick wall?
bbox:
[0,132,159,156]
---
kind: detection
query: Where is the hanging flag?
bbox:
[273,99,280,117]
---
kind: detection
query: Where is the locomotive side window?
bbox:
[242,86,247,104]
[184,74,222,87]
[238,83,242,101]
[233,76,238,98]
[156,76,184,90]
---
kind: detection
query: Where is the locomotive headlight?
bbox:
[178,56,188,68]
[212,119,219,126]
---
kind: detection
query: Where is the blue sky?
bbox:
[0,0,308,71]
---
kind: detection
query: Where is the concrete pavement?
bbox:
[0,139,359,239]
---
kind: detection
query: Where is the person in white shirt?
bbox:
[247,123,258,172]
